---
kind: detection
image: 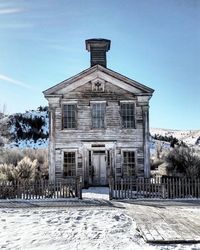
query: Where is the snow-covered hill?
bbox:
[0,107,49,149]
[150,128,200,146]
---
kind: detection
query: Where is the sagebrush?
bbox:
[0,148,48,182]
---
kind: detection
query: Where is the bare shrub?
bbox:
[22,149,48,180]
[151,158,164,170]
[0,136,5,147]
[0,163,15,181]
[0,149,23,166]
[166,146,200,178]
[13,157,38,181]
[151,142,170,171]
[0,148,48,181]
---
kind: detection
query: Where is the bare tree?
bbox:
[166,146,200,178]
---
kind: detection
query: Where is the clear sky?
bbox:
[0,0,199,130]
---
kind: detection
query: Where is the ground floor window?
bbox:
[63,152,76,176]
[123,151,136,176]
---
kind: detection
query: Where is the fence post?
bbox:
[161,178,166,199]
[80,176,83,199]
[76,176,82,199]
[109,177,113,200]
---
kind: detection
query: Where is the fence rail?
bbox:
[0,178,82,200]
[109,177,200,200]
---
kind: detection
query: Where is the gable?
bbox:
[62,80,138,100]
[43,65,154,97]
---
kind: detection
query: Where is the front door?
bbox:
[92,151,107,186]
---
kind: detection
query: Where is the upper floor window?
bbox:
[63,104,76,129]
[91,102,106,129]
[120,103,135,129]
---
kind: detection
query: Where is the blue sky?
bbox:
[0,0,199,130]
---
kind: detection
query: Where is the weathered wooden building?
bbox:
[43,39,154,187]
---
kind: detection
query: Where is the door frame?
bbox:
[92,150,107,186]
[82,141,116,187]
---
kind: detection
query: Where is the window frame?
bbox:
[62,102,77,130]
[120,101,136,129]
[62,149,77,177]
[90,101,106,129]
[121,149,137,176]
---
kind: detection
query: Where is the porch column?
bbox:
[142,105,150,178]
[48,107,56,182]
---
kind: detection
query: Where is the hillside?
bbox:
[150,128,200,146]
[0,108,199,149]
[0,107,49,148]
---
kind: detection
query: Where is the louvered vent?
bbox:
[85,38,111,68]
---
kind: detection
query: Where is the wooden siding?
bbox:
[47,78,151,184]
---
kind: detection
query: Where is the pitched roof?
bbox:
[43,64,154,96]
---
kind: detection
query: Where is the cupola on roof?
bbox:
[85,38,111,68]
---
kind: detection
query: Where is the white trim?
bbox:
[61,100,78,104]
[91,78,105,84]
[90,100,107,104]
[120,100,135,103]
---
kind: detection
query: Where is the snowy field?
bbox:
[1,207,200,250]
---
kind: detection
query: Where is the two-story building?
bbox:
[43,38,154,187]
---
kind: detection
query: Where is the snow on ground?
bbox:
[0,206,199,250]
[82,187,109,200]
[0,207,142,250]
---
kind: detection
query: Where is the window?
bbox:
[63,104,76,129]
[120,103,135,128]
[91,102,106,129]
[63,152,76,176]
[123,151,136,176]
